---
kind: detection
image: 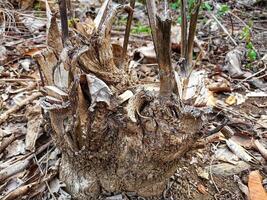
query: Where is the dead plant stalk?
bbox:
[146,0,174,97]
[180,0,202,77]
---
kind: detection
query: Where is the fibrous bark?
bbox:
[35,1,204,199]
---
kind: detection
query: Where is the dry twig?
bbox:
[187,0,202,69]
[0,92,42,124]
[210,14,237,46]
[122,0,135,63]
[0,133,24,154]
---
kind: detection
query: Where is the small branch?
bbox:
[66,0,73,18]
[122,0,135,63]
[180,0,188,57]
[146,0,158,54]
[0,160,31,184]
[99,5,132,37]
[228,13,234,36]
[211,14,237,46]
[36,63,45,87]
[58,0,69,42]
[234,63,267,88]
[180,0,188,76]
[33,155,57,200]
[186,0,201,72]
[0,78,40,82]
[0,133,24,154]
[2,169,55,200]
[0,141,51,184]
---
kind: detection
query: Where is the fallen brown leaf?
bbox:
[248,170,267,200]
[225,95,237,105]
[25,104,43,152]
[197,183,208,195]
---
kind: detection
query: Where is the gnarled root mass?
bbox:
[48,91,203,199]
[35,1,204,199]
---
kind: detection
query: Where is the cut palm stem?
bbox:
[146,0,174,97]
[59,0,69,43]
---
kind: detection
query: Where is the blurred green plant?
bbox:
[117,16,128,26]
[68,18,79,28]
[177,16,182,24]
[247,42,257,62]
[241,24,251,42]
[171,0,199,12]
[241,22,257,63]
[171,0,212,24]
[131,22,151,34]
[171,0,212,12]
[202,2,212,11]
[170,1,180,9]
[33,1,41,11]
[188,0,197,12]
[217,4,230,16]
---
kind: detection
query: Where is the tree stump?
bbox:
[35,1,204,199]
